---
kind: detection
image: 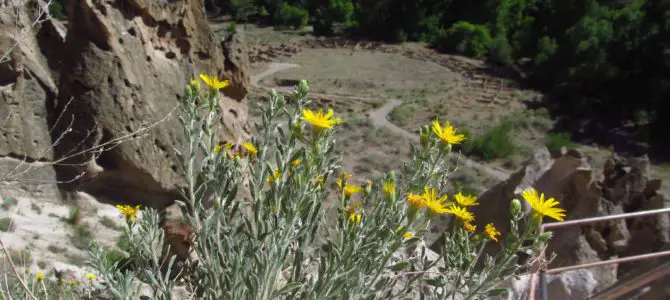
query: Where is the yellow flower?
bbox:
[463,222,477,232]
[339,172,352,182]
[199,74,230,89]
[485,223,501,242]
[348,212,362,223]
[116,204,141,222]
[213,145,222,153]
[36,272,44,281]
[85,273,96,280]
[521,188,566,222]
[300,108,342,130]
[383,181,396,196]
[290,159,302,167]
[453,192,479,207]
[267,168,281,184]
[445,206,475,223]
[69,279,78,287]
[242,142,258,157]
[337,180,363,197]
[422,186,450,214]
[312,175,325,187]
[403,232,414,239]
[406,193,425,208]
[431,120,465,145]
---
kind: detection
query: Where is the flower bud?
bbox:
[299,79,309,93]
[364,180,372,196]
[510,199,522,217]
[270,89,278,99]
[537,231,553,244]
[419,125,430,148]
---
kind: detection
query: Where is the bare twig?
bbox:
[0,239,37,300]
[1,105,177,182]
[0,0,53,64]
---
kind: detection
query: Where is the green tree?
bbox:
[437,21,493,58]
[274,3,310,30]
[310,0,357,35]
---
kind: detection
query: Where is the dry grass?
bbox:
[260,48,459,98]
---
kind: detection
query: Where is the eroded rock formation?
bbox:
[1,0,250,274]
[52,0,250,209]
[455,146,669,298]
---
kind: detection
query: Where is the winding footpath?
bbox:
[250,62,511,181]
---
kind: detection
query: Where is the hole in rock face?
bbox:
[118,38,124,44]
[165,52,176,59]
[95,128,119,170]
[228,109,238,118]
[128,27,137,36]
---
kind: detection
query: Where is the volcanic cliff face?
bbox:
[2,0,250,209]
[0,0,249,277]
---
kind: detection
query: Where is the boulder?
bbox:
[434,147,670,298]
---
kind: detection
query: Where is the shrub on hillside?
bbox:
[311,0,357,35]
[274,3,309,30]
[461,122,516,161]
[436,21,493,58]
[545,132,576,153]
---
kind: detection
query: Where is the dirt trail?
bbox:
[250,63,511,181]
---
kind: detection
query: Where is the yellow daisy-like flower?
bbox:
[36,272,44,281]
[403,232,414,239]
[432,120,465,145]
[463,222,477,232]
[290,159,302,167]
[267,168,281,184]
[453,192,479,207]
[199,74,230,89]
[521,188,566,222]
[422,187,450,214]
[348,212,362,223]
[300,108,342,130]
[85,273,96,280]
[485,223,502,242]
[242,142,258,157]
[337,180,363,197]
[213,144,222,153]
[116,204,141,222]
[445,205,475,223]
[406,193,425,208]
[383,181,396,196]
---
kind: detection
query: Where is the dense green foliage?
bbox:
[217,0,669,151]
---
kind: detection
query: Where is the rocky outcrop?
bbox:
[1,0,250,275]
[0,2,64,165]
[49,0,250,209]
[449,146,669,298]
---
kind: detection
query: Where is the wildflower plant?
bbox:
[81,75,565,299]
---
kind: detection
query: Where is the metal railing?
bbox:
[528,207,670,300]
